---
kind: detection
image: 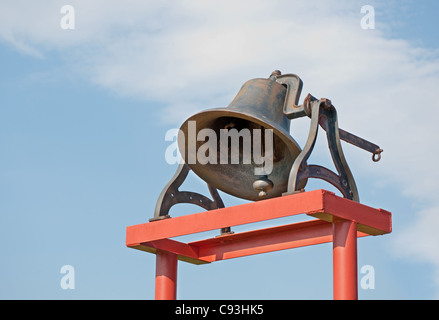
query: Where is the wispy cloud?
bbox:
[1,0,439,297]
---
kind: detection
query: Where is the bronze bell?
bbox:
[151,70,383,224]
[178,72,303,201]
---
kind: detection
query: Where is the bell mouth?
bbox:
[178,108,302,201]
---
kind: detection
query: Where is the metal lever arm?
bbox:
[337,128,383,162]
[307,94,383,162]
[275,72,383,162]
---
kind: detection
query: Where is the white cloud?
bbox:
[2,0,439,297]
[392,205,439,298]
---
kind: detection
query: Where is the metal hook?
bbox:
[372,149,383,162]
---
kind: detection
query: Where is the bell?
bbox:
[178,72,302,201]
[152,70,382,223]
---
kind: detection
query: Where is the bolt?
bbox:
[270,70,282,77]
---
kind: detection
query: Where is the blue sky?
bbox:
[1,0,439,299]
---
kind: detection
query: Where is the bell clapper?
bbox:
[224,121,236,130]
[253,175,274,198]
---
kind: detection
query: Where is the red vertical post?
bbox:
[333,219,358,300]
[155,251,178,300]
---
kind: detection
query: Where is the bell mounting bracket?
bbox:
[150,162,232,235]
[276,72,383,202]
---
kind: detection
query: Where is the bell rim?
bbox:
[179,107,302,158]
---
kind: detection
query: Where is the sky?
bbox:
[1,0,439,300]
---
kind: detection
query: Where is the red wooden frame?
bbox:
[126,189,391,300]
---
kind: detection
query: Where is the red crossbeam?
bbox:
[126,189,391,264]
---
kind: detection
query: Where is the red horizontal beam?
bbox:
[126,189,325,246]
[126,190,391,248]
[129,219,370,264]
[191,220,369,262]
[129,238,208,265]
